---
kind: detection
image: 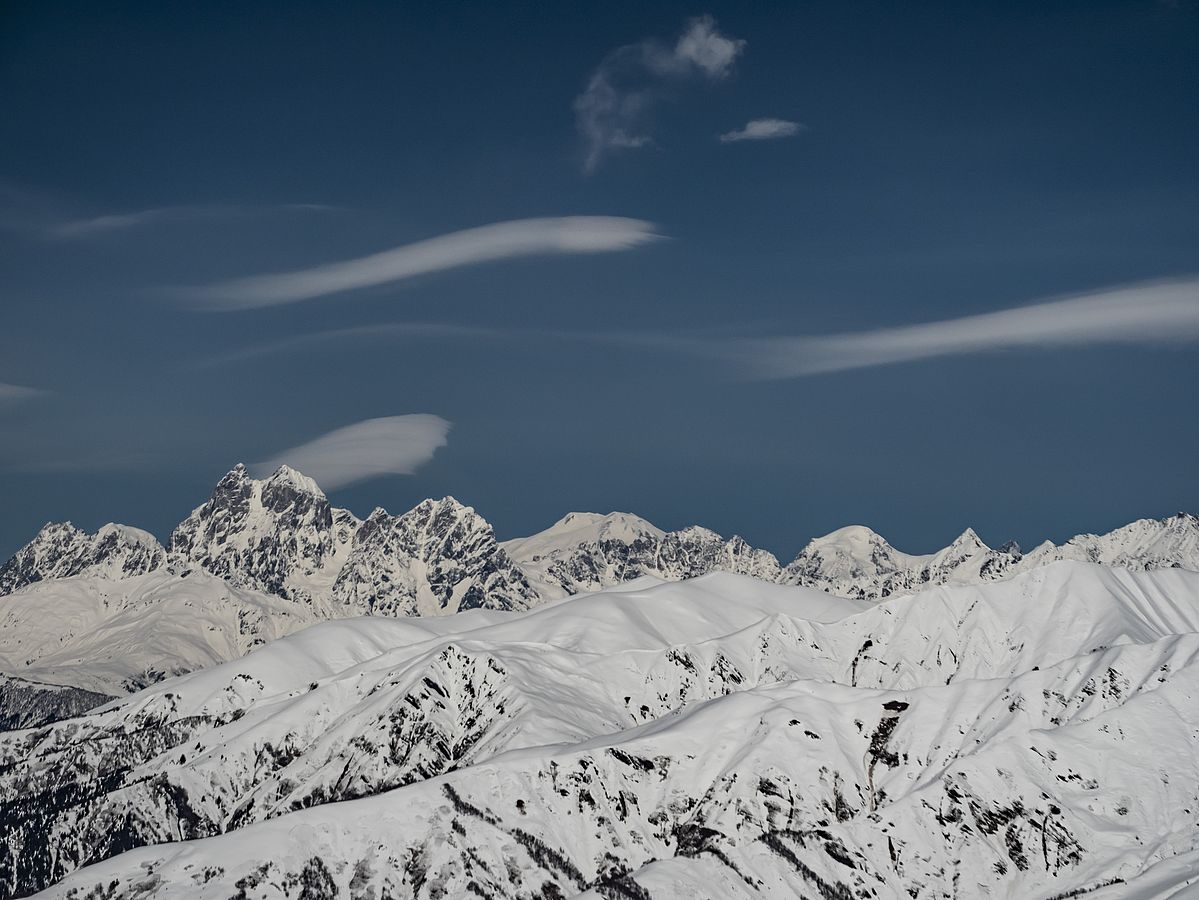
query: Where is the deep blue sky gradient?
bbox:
[1,0,1197,560]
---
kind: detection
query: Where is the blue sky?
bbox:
[1,0,1197,560]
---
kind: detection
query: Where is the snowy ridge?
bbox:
[783,513,1199,601]
[1,465,1196,712]
[507,515,784,601]
[3,466,1196,613]
[0,570,319,695]
[0,521,164,595]
[8,563,1199,898]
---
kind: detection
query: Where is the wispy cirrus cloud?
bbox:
[720,276,1199,379]
[719,118,804,143]
[191,277,1199,381]
[254,415,451,489]
[189,322,507,369]
[0,183,342,240]
[575,16,746,173]
[185,216,663,310]
[0,382,46,402]
[48,202,341,239]
[49,207,208,238]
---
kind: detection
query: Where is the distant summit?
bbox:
[4,463,1197,609]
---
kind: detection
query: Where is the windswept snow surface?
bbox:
[8,563,1199,899]
[0,570,319,694]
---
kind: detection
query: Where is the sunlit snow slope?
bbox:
[7,562,1199,899]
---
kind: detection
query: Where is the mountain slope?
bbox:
[2,465,1196,726]
[0,570,320,695]
[9,563,1199,899]
[0,677,112,732]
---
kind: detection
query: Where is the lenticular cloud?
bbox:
[254,415,451,488]
[732,275,1199,378]
[188,216,662,309]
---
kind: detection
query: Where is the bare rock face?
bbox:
[168,464,360,604]
[166,470,536,618]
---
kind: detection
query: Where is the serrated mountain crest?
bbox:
[168,463,359,603]
[0,520,165,596]
[330,496,540,616]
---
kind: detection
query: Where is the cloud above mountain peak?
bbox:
[253,415,451,489]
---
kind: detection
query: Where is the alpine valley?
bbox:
[2,466,1199,898]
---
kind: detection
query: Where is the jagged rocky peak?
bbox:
[0,519,166,596]
[168,463,359,602]
[948,526,988,552]
[260,463,329,519]
[659,524,782,580]
[331,496,540,617]
[921,526,991,569]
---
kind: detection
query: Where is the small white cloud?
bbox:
[575,16,746,173]
[254,415,451,490]
[719,118,804,143]
[723,276,1199,378]
[671,16,746,77]
[187,216,662,309]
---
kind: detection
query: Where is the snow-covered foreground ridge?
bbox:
[0,462,1196,707]
[5,563,1199,899]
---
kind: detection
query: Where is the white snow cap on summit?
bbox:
[502,511,663,559]
[807,524,888,548]
[263,463,325,497]
[94,523,162,546]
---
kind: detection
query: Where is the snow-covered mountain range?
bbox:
[2,465,1198,897]
[1,463,1196,713]
[7,562,1199,898]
